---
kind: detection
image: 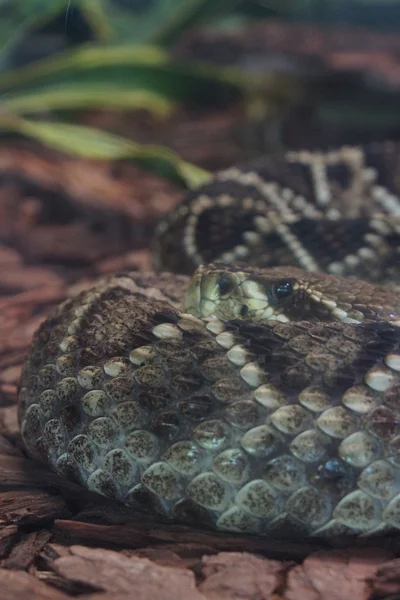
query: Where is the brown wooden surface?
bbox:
[1,143,400,599]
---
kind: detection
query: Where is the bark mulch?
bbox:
[1,143,400,599]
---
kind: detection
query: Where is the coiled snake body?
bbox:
[19,144,400,539]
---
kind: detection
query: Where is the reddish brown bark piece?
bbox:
[372,558,400,597]
[0,267,64,294]
[0,434,21,456]
[0,285,66,390]
[131,543,214,570]
[0,455,104,512]
[200,552,287,600]
[0,142,181,271]
[52,519,152,549]
[124,546,186,568]
[52,544,207,600]
[284,549,393,600]
[95,249,152,275]
[0,569,70,600]
[0,405,19,437]
[1,365,22,385]
[0,525,18,558]
[0,489,71,526]
[2,530,52,570]
[0,245,21,266]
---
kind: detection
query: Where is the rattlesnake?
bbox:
[18,143,400,539]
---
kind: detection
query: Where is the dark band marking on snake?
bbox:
[18,143,400,539]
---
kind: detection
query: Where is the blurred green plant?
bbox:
[0,0,263,187]
[0,0,303,187]
[0,0,398,189]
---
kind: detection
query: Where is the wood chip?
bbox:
[0,525,18,558]
[200,552,287,599]
[52,545,207,600]
[284,549,393,600]
[0,490,70,526]
[2,531,52,570]
[0,569,69,600]
[372,557,400,597]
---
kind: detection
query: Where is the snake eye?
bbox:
[217,274,235,298]
[272,281,293,299]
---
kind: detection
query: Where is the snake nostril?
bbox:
[240,305,249,317]
[218,274,235,298]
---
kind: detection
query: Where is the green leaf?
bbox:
[1,85,175,117]
[0,44,243,115]
[73,0,115,41]
[0,117,211,188]
[0,44,170,89]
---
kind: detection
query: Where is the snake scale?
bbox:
[18,143,400,540]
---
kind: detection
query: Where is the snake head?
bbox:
[184,264,400,325]
[184,263,299,322]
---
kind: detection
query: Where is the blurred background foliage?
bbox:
[0,0,399,187]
